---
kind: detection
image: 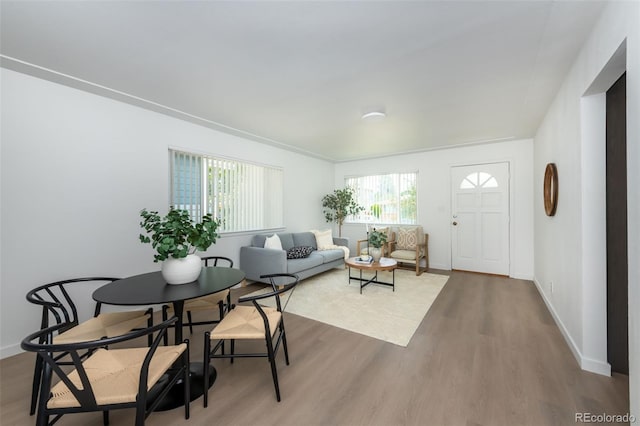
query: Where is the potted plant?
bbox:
[322,187,364,237]
[139,208,221,284]
[368,229,387,262]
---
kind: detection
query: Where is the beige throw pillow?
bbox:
[396,227,419,250]
[311,229,334,249]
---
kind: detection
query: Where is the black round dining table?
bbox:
[92,266,245,410]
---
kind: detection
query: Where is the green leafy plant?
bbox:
[368,229,388,249]
[139,208,221,262]
[322,187,364,237]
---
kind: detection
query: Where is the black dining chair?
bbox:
[203,273,299,405]
[21,317,190,426]
[162,256,235,344]
[25,277,153,416]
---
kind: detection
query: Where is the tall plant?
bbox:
[322,187,364,237]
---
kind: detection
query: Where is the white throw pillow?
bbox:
[264,234,283,250]
[312,229,334,249]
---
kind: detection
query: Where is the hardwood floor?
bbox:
[1,271,629,426]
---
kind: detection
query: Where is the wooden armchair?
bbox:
[388,226,429,275]
[356,227,395,258]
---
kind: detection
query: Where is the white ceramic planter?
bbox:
[161,254,202,285]
[370,247,382,262]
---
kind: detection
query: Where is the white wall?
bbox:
[334,139,534,279]
[0,68,335,358]
[533,0,639,413]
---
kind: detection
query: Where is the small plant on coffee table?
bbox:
[368,229,387,249]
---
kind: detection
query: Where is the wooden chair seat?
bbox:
[210,305,281,340]
[53,311,151,344]
[48,344,187,408]
[165,290,230,314]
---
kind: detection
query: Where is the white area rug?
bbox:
[247,267,449,347]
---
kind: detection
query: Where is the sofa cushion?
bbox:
[277,233,295,251]
[286,246,314,259]
[314,249,344,263]
[264,234,283,250]
[252,234,267,247]
[292,232,318,249]
[287,254,323,274]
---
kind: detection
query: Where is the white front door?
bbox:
[451,162,510,275]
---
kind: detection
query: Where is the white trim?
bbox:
[1,343,23,359]
[533,277,612,376]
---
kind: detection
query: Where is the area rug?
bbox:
[246,268,449,347]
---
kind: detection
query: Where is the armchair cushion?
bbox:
[390,249,420,261]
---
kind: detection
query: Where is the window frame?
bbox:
[344,171,418,225]
[169,147,285,235]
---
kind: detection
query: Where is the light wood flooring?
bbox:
[0,270,629,426]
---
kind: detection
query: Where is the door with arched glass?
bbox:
[451,162,510,275]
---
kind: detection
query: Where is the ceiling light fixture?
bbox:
[361,111,386,120]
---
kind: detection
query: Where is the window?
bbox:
[459,172,498,189]
[345,172,417,224]
[170,149,284,233]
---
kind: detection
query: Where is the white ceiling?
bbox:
[0,0,606,162]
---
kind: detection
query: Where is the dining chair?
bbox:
[162,256,234,344]
[203,273,299,405]
[25,277,153,416]
[21,317,190,426]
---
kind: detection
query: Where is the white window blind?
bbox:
[345,172,417,224]
[170,149,284,233]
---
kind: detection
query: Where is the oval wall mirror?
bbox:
[543,163,558,216]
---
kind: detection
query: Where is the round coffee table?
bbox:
[345,257,397,294]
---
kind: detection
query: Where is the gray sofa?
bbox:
[240,231,348,284]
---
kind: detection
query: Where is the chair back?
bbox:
[21,317,180,412]
[237,274,299,331]
[26,278,120,334]
[202,256,233,268]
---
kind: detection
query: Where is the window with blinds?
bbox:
[170,149,284,233]
[345,172,417,224]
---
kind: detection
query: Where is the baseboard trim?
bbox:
[511,272,534,280]
[1,343,23,360]
[532,277,610,377]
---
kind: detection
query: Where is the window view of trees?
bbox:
[345,172,417,224]
[171,149,283,232]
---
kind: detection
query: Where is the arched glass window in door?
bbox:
[459,172,499,189]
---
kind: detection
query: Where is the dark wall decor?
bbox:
[543,163,558,216]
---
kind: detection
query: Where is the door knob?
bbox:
[452,221,458,226]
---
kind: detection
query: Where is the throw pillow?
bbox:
[397,227,418,250]
[264,234,283,250]
[311,229,333,249]
[286,246,314,259]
